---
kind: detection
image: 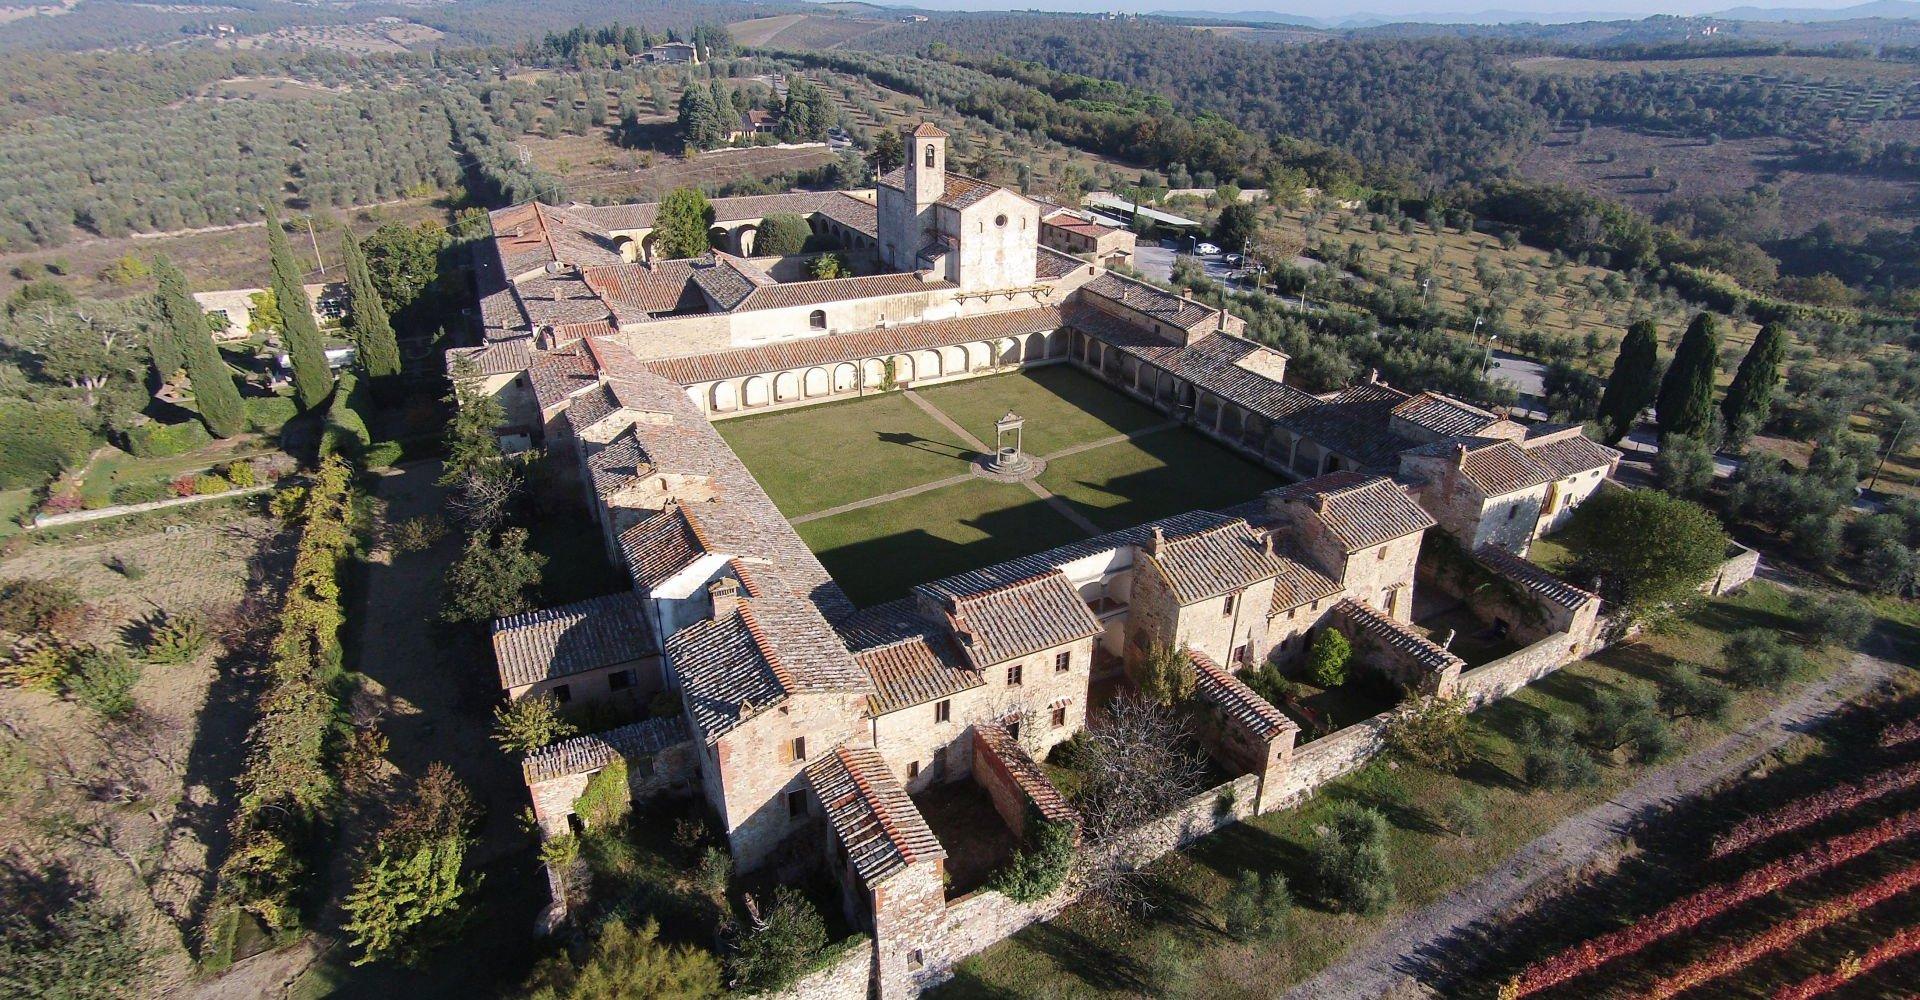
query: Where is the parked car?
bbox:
[1195,242,1221,256]
[1225,253,1243,265]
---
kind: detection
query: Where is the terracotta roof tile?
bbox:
[921,571,1102,670]
[1334,598,1464,676]
[1190,649,1295,742]
[521,715,688,783]
[643,307,1062,385]
[973,722,1078,827]
[1270,473,1435,551]
[1146,519,1283,603]
[1474,544,1598,610]
[804,743,944,885]
[492,593,655,689]
[1524,433,1619,479]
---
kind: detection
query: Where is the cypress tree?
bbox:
[146,305,185,385]
[1720,322,1788,447]
[1596,319,1661,445]
[1656,312,1721,441]
[342,235,402,382]
[265,205,334,410]
[154,255,246,438]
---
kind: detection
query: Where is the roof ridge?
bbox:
[736,602,797,691]
[840,745,919,864]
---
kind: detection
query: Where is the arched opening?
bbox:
[711,381,738,412]
[809,309,827,330]
[916,350,941,378]
[617,236,640,263]
[774,371,800,402]
[743,376,770,407]
[1024,331,1049,360]
[892,355,915,382]
[941,344,967,374]
[708,226,729,252]
[803,368,829,397]
[738,224,759,256]
[640,232,659,262]
[833,363,857,392]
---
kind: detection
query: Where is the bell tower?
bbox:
[905,122,948,209]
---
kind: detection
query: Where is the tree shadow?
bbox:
[875,429,978,462]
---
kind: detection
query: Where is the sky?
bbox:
[884,0,1881,22]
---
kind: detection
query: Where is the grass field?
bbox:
[726,367,1280,606]
[939,581,1896,999]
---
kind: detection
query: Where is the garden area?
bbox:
[718,366,1279,606]
[935,578,1895,998]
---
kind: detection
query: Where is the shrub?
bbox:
[1222,870,1291,940]
[1246,661,1301,707]
[1,644,71,691]
[522,917,722,1000]
[1307,629,1352,688]
[109,481,169,505]
[124,419,211,459]
[0,578,87,635]
[1383,695,1474,773]
[493,693,577,754]
[1127,640,1195,707]
[1723,629,1805,690]
[365,441,405,469]
[245,395,299,434]
[1308,802,1396,915]
[1658,664,1731,721]
[727,886,828,993]
[1794,592,1873,650]
[1587,687,1676,764]
[989,816,1075,902]
[694,847,732,906]
[142,611,210,665]
[389,515,448,554]
[1519,716,1600,791]
[1441,790,1489,837]
[222,461,257,488]
[64,646,140,719]
[574,759,631,832]
[0,399,92,488]
[169,474,196,497]
[192,474,230,496]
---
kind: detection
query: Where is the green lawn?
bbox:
[717,392,977,517]
[798,478,1083,607]
[1038,428,1282,532]
[915,365,1167,458]
[938,581,1881,999]
[0,489,33,537]
[77,440,278,506]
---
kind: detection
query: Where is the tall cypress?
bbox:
[264,205,334,410]
[1656,312,1722,441]
[1596,319,1661,445]
[146,303,185,385]
[1720,322,1788,447]
[342,235,401,382]
[154,255,245,438]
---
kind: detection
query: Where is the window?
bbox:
[935,699,950,724]
[909,949,925,970]
[1377,546,1388,560]
[809,309,826,330]
[608,669,634,691]
[1055,650,1071,673]
[787,788,808,818]
[1007,719,1021,743]
[1051,706,1067,728]
[1233,643,1250,666]
[1007,663,1023,687]
[552,684,572,704]
[1222,593,1236,616]
[924,144,936,168]
[995,213,1008,228]
[907,760,920,779]
[790,736,807,762]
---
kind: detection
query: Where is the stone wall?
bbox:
[1269,710,1394,808]
[1453,631,1583,710]
[749,937,873,1000]
[1706,542,1760,597]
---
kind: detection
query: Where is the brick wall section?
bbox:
[748,938,873,1000]
[1268,710,1394,808]
[1187,651,1299,812]
[873,860,949,999]
[1454,632,1584,710]
[971,723,1078,841]
[1707,542,1760,597]
[1331,598,1465,696]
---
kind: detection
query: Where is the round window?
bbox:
[994,214,1008,228]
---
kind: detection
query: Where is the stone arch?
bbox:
[711,380,738,412]
[640,232,659,262]
[617,236,640,263]
[941,344,968,374]
[833,362,858,392]
[803,367,829,397]
[891,354,915,383]
[707,226,728,251]
[863,358,887,386]
[915,350,942,378]
[743,375,770,408]
[996,337,1020,365]
[774,370,800,402]
[1024,331,1049,360]
[966,342,992,370]
[737,223,759,257]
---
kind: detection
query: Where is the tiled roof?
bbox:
[1146,519,1282,603]
[1393,392,1499,438]
[912,122,949,138]
[1411,438,1556,497]
[804,743,944,886]
[527,345,598,410]
[974,722,1078,827]
[583,259,704,316]
[1065,305,1318,426]
[620,505,708,591]
[921,570,1102,670]
[1524,433,1619,479]
[1269,553,1343,613]
[1474,544,1598,610]
[643,307,1062,385]
[515,272,615,328]
[731,272,953,313]
[1284,381,1416,470]
[691,254,773,311]
[492,593,656,689]
[923,509,1232,599]
[490,202,625,276]
[574,191,852,232]
[840,600,983,714]
[1036,245,1086,280]
[565,383,620,436]
[1271,473,1435,551]
[812,192,879,238]
[665,604,791,741]
[1190,650,1295,742]
[521,714,688,783]
[1334,598,1464,676]
[1079,272,1217,331]
[875,167,1005,210]
[446,336,533,376]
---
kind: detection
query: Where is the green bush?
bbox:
[1723,629,1805,690]
[726,886,828,993]
[1440,790,1488,837]
[1308,802,1395,915]
[320,371,374,460]
[245,395,299,434]
[0,399,92,487]
[1519,716,1600,791]
[574,760,631,832]
[124,419,211,459]
[1793,592,1874,650]
[1657,663,1730,721]
[1586,687,1674,764]
[1222,870,1290,940]
[0,578,87,635]
[1307,629,1352,688]
[988,816,1075,902]
[192,474,230,496]
[63,646,140,719]
[110,481,170,505]
[222,462,257,488]
[364,441,405,469]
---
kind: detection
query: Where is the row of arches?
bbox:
[704,330,1065,413]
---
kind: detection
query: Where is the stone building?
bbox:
[453,122,1623,998]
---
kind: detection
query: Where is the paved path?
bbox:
[899,389,1105,535]
[1280,647,1902,1000]
[789,471,976,525]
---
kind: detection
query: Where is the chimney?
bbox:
[1217,306,1229,333]
[1262,532,1275,558]
[1452,441,1469,468]
[707,576,740,620]
[1366,367,1380,384]
[1146,525,1165,555]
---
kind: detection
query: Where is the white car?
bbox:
[1225,253,1243,265]
[1195,242,1221,256]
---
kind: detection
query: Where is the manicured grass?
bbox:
[717,392,976,517]
[1038,427,1282,532]
[798,478,1082,607]
[0,489,32,537]
[915,365,1167,458]
[937,582,1869,999]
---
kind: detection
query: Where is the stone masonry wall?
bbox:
[1454,632,1583,710]
[1707,542,1760,597]
[748,937,872,1000]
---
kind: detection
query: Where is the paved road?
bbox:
[1133,242,1243,286]
[1485,350,1545,400]
[1279,646,1900,1000]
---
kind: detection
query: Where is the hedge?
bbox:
[245,395,299,435]
[0,399,92,488]
[125,419,212,459]
[110,480,171,505]
[319,371,373,461]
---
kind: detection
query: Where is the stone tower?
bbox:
[905,122,948,210]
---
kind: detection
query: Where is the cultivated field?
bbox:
[719,366,1276,606]
[730,12,895,50]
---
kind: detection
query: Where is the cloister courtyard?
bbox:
[716,364,1283,606]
